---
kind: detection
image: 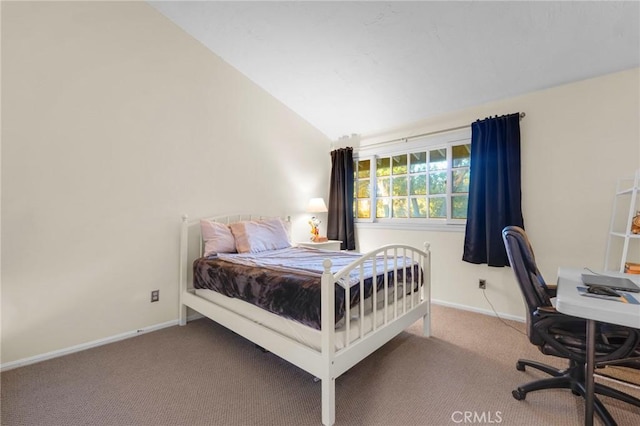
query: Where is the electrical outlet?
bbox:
[478,279,486,290]
[151,290,159,302]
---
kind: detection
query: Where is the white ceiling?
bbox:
[149,1,640,140]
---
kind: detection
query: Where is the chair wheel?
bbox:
[516,361,526,371]
[512,389,526,400]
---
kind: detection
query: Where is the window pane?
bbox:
[452,169,469,193]
[429,171,446,194]
[392,155,407,175]
[429,197,446,218]
[409,197,427,218]
[409,152,427,173]
[376,177,390,196]
[376,199,390,218]
[357,159,370,179]
[357,180,370,198]
[452,195,468,219]
[410,174,426,195]
[353,136,470,223]
[357,199,371,219]
[391,176,407,196]
[376,157,390,177]
[452,144,471,168]
[392,199,408,218]
[429,149,446,170]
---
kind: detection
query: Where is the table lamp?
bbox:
[307,198,328,242]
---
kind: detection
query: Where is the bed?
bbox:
[179,214,431,425]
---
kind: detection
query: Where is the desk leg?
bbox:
[585,319,595,426]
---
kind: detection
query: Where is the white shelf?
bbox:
[609,232,640,239]
[616,187,636,196]
[605,169,640,272]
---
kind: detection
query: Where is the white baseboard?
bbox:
[432,298,525,323]
[0,318,195,372]
[1,304,514,372]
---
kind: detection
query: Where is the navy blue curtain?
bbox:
[462,113,524,267]
[327,148,356,250]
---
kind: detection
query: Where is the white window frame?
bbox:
[354,128,471,232]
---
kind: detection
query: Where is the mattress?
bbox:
[193,247,421,330]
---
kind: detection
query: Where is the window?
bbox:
[353,130,471,227]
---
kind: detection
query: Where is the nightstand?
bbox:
[297,240,342,251]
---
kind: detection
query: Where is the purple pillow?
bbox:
[230,218,291,253]
[200,219,237,256]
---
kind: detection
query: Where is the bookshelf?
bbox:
[604,169,640,272]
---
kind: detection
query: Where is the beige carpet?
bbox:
[599,366,640,387]
[2,305,639,425]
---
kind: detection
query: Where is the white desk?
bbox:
[556,268,640,328]
[556,268,640,426]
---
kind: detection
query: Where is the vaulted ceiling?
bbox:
[149,1,640,140]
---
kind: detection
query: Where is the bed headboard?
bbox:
[179,214,290,293]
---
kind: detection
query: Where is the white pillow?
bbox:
[200,219,237,257]
[229,218,291,254]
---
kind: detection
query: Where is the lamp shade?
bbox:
[307,198,328,213]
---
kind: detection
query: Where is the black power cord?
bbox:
[481,288,526,336]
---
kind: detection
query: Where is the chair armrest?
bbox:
[535,306,557,315]
[546,285,557,298]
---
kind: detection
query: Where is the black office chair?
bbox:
[502,226,640,425]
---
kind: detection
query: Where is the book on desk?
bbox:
[577,286,640,304]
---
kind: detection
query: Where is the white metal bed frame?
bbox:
[179,214,431,425]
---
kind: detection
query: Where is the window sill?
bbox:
[355,221,466,232]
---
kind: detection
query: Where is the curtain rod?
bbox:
[363,112,526,149]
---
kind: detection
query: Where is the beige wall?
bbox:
[356,68,640,319]
[2,1,638,366]
[1,2,331,364]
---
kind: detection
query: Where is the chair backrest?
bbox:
[502,226,553,338]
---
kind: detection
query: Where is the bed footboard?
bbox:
[319,244,430,425]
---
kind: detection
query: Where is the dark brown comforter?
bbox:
[193,247,421,330]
